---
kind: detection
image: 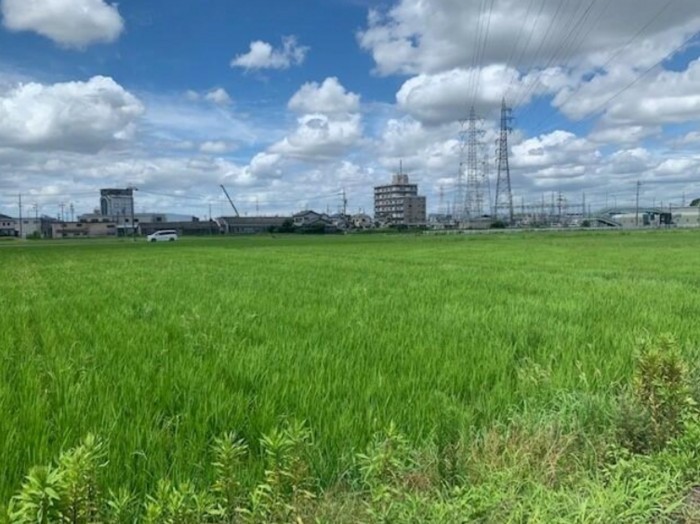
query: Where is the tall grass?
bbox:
[1,231,699,501]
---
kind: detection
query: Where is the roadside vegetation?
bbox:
[2,232,700,521]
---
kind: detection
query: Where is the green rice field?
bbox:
[1,231,700,503]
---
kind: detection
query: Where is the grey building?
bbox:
[374,173,427,226]
[16,216,57,238]
[219,216,290,234]
[139,221,220,236]
[0,214,15,236]
[100,188,134,221]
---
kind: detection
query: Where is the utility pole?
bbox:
[32,203,39,238]
[18,193,23,238]
[130,188,137,241]
[69,203,75,222]
[342,188,347,216]
[635,180,641,227]
[59,202,65,222]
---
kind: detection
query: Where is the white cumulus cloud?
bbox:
[0,75,144,152]
[204,88,232,106]
[270,113,363,160]
[288,77,360,115]
[1,0,124,48]
[231,36,308,70]
[358,0,700,76]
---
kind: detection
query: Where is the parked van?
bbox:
[146,230,178,242]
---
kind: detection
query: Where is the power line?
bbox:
[514,0,574,107]
[510,0,572,109]
[470,0,497,107]
[514,0,605,109]
[503,0,538,77]
[535,27,700,137]
[467,0,490,109]
[527,0,677,135]
[503,0,548,103]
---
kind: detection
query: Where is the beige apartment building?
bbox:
[374,173,427,226]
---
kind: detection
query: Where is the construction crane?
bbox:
[220,185,240,217]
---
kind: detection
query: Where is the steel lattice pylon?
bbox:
[465,106,483,219]
[494,98,514,224]
[453,120,468,221]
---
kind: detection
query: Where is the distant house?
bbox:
[0,214,15,237]
[351,213,373,229]
[293,210,326,227]
[329,213,351,231]
[292,210,337,233]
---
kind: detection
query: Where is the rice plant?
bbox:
[1,231,700,505]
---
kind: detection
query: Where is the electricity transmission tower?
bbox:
[494,98,514,224]
[465,106,484,219]
[480,140,493,216]
[453,119,468,221]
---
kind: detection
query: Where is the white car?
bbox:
[147,230,178,242]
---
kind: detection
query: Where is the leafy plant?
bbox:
[618,335,696,453]
[7,467,63,524]
[211,432,248,522]
[246,421,315,523]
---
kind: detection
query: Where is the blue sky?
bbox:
[0,1,390,105]
[1,0,700,218]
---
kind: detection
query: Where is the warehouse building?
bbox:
[218,216,290,234]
